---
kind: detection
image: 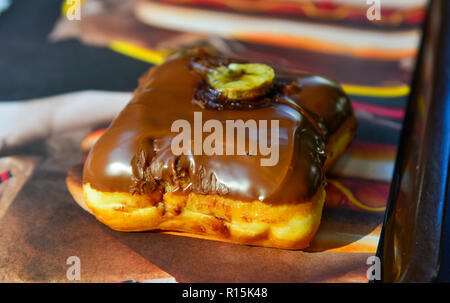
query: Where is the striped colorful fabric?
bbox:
[156,0,427,28]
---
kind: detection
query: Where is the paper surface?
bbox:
[0,123,376,282]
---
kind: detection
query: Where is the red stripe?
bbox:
[352,101,405,120]
[0,171,11,182]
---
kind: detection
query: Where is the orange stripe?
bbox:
[234,32,417,60]
[327,179,386,212]
[345,142,397,161]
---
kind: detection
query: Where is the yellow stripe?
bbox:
[342,83,410,98]
[105,41,410,98]
[328,179,386,212]
[108,41,167,65]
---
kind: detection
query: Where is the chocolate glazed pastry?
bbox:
[82,49,357,249]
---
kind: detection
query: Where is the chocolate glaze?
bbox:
[277,69,352,139]
[83,51,352,203]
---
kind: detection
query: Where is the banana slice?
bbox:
[206,63,275,100]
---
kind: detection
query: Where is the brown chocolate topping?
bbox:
[83,51,351,203]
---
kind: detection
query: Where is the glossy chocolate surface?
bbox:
[83,51,352,202]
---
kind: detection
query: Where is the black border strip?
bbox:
[377,0,450,282]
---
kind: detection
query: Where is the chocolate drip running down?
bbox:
[83,51,352,203]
